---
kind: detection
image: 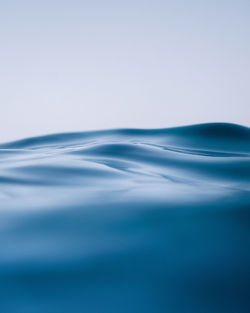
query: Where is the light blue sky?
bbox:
[0,0,249,142]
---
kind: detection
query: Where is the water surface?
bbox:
[0,123,249,313]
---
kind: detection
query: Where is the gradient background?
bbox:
[0,0,249,143]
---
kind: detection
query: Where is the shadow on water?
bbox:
[0,123,249,313]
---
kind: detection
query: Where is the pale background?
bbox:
[0,0,249,143]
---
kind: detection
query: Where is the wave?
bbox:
[0,123,249,313]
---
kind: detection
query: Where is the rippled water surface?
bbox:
[0,123,250,313]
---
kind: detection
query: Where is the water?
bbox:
[0,123,249,313]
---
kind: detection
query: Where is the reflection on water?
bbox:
[0,123,250,313]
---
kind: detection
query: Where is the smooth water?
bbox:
[0,123,249,313]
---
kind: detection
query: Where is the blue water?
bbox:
[0,123,249,313]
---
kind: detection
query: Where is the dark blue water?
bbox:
[0,123,249,313]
